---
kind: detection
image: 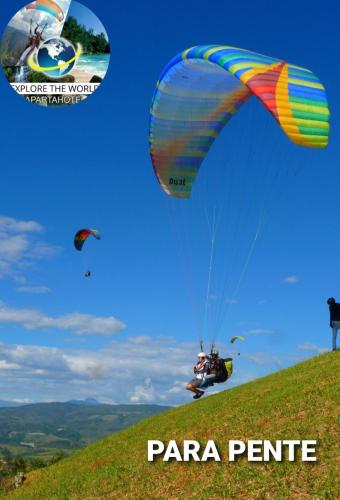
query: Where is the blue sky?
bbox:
[0,0,338,405]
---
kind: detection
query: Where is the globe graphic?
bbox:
[37,37,76,78]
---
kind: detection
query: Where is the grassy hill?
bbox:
[7,351,339,499]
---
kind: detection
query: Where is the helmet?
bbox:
[327,297,335,305]
[197,352,206,358]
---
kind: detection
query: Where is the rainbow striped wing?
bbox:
[26,0,64,22]
[74,228,100,251]
[149,45,330,198]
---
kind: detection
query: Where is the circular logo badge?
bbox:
[0,0,110,107]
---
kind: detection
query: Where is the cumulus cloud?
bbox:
[225,299,238,305]
[282,275,298,285]
[246,328,275,336]
[0,335,308,405]
[245,352,283,369]
[17,286,51,294]
[130,378,156,403]
[0,337,195,405]
[298,342,328,354]
[0,215,60,281]
[0,216,43,234]
[0,302,126,336]
[0,360,20,370]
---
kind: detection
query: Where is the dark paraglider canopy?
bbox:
[74,228,101,251]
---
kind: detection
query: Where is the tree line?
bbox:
[62,17,110,54]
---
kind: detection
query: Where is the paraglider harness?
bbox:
[209,354,233,383]
[197,342,233,387]
[214,358,233,384]
[197,346,232,388]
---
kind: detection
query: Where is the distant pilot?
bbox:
[84,270,91,278]
[327,297,339,351]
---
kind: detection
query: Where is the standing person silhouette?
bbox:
[327,298,340,351]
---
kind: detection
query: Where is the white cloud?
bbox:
[166,380,186,395]
[0,360,20,370]
[17,286,51,294]
[245,352,283,369]
[0,302,126,336]
[282,275,298,285]
[298,342,328,354]
[130,378,156,403]
[62,355,107,378]
[246,328,275,336]
[225,299,238,305]
[0,215,60,281]
[0,337,195,405]
[0,336,309,406]
[0,235,30,261]
[0,216,43,234]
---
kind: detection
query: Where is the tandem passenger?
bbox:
[186,352,209,399]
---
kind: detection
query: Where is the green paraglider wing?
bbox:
[149,45,330,198]
[230,335,245,344]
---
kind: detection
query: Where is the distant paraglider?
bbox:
[230,335,245,344]
[74,228,101,277]
[74,228,101,251]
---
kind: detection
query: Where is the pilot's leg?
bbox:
[332,325,338,351]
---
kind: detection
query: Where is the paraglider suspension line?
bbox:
[202,205,218,343]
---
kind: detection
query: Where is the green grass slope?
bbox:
[8,351,339,499]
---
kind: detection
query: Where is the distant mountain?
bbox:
[0,400,27,408]
[0,402,171,459]
[66,398,100,406]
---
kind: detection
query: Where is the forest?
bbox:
[62,16,110,54]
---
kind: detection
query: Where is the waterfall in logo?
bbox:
[15,66,29,82]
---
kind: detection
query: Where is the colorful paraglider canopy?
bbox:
[149,45,330,198]
[26,0,64,23]
[74,228,101,252]
[230,335,245,344]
